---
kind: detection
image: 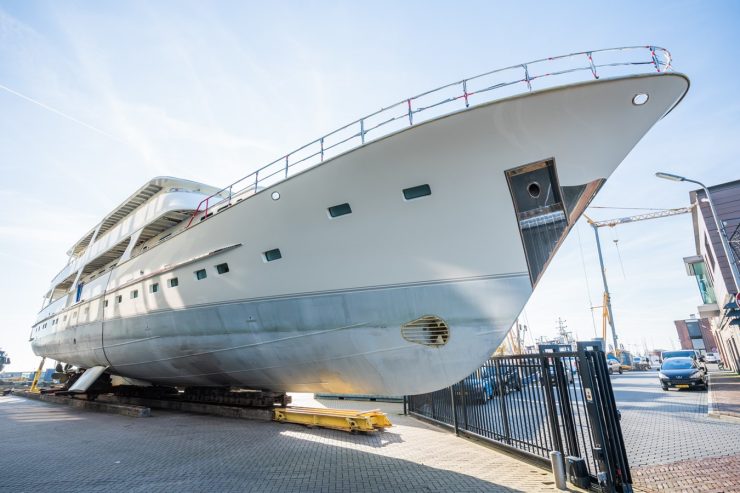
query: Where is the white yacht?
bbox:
[30,47,689,395]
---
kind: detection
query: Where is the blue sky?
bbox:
[1,1,739,369]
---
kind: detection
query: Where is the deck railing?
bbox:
[187,45,672,227]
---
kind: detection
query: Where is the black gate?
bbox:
[407,342,632,492]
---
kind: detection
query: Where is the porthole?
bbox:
[216,263,230,274]
[527,181,541,199]
[328,203,352,218]
[271,191,281,201]
[195,269,207,280]
[263,248,282,262]
[632,93,649,105]
[403,184,432,200]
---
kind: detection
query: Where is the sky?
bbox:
[1,1,739,370]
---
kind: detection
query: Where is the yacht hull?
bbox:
[31,73,690,395]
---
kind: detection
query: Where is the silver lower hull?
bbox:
[53,274,531,395]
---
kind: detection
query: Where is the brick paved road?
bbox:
[613,370,740,467]
[613,369,740,492]
[0,394,576,493]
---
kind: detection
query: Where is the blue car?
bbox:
[659,357,707,391]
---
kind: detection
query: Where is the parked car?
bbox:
[658,357,707,391]
[704,352,721,364]
[661,349,707,373]
[607,357,623,375]
[485,365,523,395]
[459,370,494,403]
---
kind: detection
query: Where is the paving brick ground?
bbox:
[709,371,740,419]
[631,455,740,493]
[613,369,740,492]
[0,393,577,493]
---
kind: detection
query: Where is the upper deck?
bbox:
[39,177,221,319]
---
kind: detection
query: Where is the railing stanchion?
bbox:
[407,99,413,125]
[587,52,599,79]
[254,171,259,192]
[284,155,289,178]
[360,119,365,144]
[462,80,470,108]
[523,64,532,92]
[320,137,324,162]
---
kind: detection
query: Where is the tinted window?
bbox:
[264,249,282,262]
[662,351,694,360]
[328,203,352,218]
[195,269,207,280]
[216,263,229,274]
[662,359,694,370]
[403,184,431,200]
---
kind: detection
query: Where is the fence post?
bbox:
[540,356,564,454]
[553,357,580,458]
[495,359,512,444]
[449,385,459,436]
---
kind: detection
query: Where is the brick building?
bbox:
[674,318,718,353]
[682,179,740,372]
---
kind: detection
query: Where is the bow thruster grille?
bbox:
[401,316,450,347]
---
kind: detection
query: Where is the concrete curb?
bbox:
[16,391,150,417]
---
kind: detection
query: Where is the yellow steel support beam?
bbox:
[28,357,46,394]
[272,406,392,433]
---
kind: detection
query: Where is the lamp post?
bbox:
[656,172,740,293]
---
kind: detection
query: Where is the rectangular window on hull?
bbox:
[402,184,432,200]
[168,278,179,288]
[195,269,207,280]
[328,203,352,218]
[263,248,282,262]
[130,290,138,299]
[117,295,122,303]
[216,263,229,274]
[150,283,159,293]
[104,300,109,308]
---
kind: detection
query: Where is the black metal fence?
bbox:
[407,343,631,492]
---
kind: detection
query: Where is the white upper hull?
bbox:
[30,73,689,395]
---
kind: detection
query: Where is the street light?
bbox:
[655,171,740,292]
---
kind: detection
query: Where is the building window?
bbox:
[168,278,179,288]
[150,283,159,293]
[328,203,352,218]
[263,248,282,262]
[705,234,716,270]
[130,290,139,299]
[403,184,432,200]
[195,269,207,280]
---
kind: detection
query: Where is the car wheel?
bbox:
[618,368,623,374]
[662,386,668,391]
[608,368,613,375]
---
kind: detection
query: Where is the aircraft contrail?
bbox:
[0,83,128,145]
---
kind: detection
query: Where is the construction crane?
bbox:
[583,206,694,354]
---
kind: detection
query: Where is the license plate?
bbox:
[676,384,689,388]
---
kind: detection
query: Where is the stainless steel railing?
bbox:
[187,45,672,227]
